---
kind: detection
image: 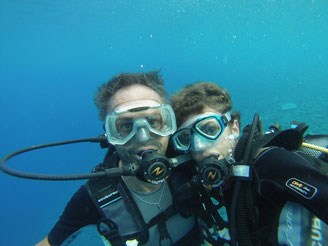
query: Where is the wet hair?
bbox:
[94,70,168,121]
[171,81,240,127]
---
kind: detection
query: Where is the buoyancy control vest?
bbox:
[85,151,199,246]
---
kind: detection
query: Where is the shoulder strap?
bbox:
[86,151,149,244]
[85,152,125,245]
[86,152,121,217]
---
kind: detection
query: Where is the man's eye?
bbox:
[117,122,133,135]
[147,115,162,129]
[148,119,160,127]
[121,123,133,130]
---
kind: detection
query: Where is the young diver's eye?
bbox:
[197,120,221,137]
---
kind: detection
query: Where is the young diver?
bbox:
[170,81,328,245]
[36,71,199,246]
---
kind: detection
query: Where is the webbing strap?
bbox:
[146,205,177,229]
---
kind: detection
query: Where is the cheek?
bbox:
[211,136,233,157]
[159,137,169,153]
[213,138,229,150]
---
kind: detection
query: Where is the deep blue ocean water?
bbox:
[0,1,327,245]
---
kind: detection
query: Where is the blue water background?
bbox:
[0,1,327,245]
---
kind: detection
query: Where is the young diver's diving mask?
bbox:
[105,102,177,145]
[171,112,231,153]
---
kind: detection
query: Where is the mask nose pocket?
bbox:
[136,127,150,142]
[192,134,212,151]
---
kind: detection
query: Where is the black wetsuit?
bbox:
[251,147,328,245]
[200,146,328,245]
[48,185,101,245]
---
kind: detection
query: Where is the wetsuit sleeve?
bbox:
[254,147,328,225]
[47,185,102,246]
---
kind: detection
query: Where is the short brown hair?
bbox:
[171,81,240,127]
[94,70,168,121]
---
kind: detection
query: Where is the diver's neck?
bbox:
[122,175,162,193]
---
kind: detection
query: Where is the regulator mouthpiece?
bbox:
[197,155,233,188]
[136,150,171,184]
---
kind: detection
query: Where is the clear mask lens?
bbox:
[173,129,191,152]
[105,104,176,145]
[172,113,230,153]
[195,116,222,139]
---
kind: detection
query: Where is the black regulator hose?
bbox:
[230,113,260,246]
[1,135,192,182]
[0,135,135,181]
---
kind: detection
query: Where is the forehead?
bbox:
[108,84,162,112]
[180,107,222,128]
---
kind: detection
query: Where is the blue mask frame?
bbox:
[171,112,231,153]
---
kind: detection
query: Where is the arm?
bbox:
[38,185,102,246]
[254,147,328,224]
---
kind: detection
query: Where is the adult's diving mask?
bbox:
[105,102,177,145]
[171,112,231,153]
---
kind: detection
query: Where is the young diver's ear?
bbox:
[231,119,240,138]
